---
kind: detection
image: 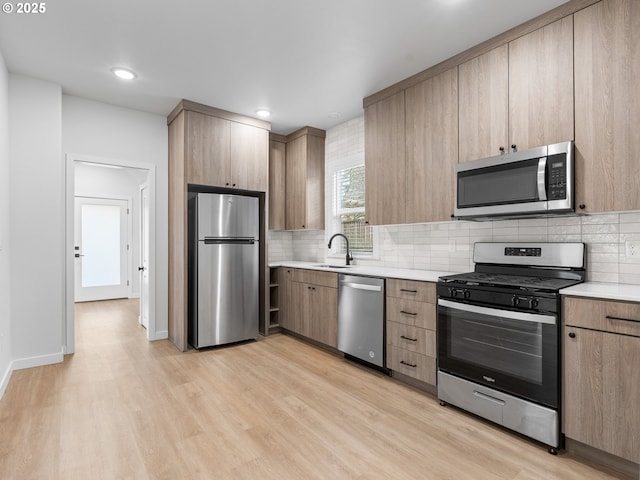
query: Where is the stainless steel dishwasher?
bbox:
[338,274,385,368]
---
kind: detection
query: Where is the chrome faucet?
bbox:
[328,233,353,266]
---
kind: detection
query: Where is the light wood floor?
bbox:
[0,299,630,479]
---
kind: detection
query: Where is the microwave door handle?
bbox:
[537,157,547,201]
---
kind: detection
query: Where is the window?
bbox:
[328,157,377,257]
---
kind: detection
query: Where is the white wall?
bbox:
[0,49,13,395]
[62,95,168,337]
[75,163,148,296]
[8,75,64,367]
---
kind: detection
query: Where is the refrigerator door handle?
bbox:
[203,237,256,245]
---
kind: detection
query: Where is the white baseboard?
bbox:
[0,361,13,400]
[11,350,64,371]
[149,330,168,341]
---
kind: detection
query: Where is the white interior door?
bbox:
[74,196,130,302]
[139,185,150,329]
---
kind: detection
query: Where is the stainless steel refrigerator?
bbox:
[188,192,259,348]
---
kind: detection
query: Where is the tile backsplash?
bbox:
[268,115,640,285]
[269,213,640,284]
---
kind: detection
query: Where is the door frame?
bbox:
[74,194,133,302]
[139,182,150,329]
[65,153,157,354]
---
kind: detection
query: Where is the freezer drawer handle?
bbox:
[400,335,418,342]
[400,360,417,368]
[344,282,382,292]
[400,310,417,316]
[203,237,255,245]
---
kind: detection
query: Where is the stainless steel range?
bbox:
[436,242,585,454]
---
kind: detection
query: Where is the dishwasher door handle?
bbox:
[343,282,382,292]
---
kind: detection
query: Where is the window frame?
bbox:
[325,152,379,260]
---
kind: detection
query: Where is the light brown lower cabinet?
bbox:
[386,279,437,386]
[563,296,640,464]
[284,269,338,348]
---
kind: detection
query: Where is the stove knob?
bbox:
[511,296,520,307]
[529,298,539,309]
[463,290,471,299]
[448,288,456,298]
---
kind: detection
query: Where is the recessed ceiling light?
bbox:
[256,109,271,118]
[328,111,342,119]
[111,67,137,80]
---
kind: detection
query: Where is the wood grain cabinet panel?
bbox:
[405,67,458,222]
[285,269,338,348]
[230,121,269,191]
[364,91,406,226]
[386,297,436,331]
[268,136,286,230]
[386,279,436,304]
[388,346,436,385]
[285,128,325,231]
[574,0,640,213]
[563,296,640,463]
[386,279,437,386]
[508,16,574,151]
[387,322,435,357]
[458,45,509,163]
[278,268,292,331]
[186,111,231,186]
[458,18,573,162]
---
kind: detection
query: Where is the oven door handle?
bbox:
[437,299,557,325]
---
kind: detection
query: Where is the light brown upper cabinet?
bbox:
[405,67,458,223]
[364,91,406,226]
[268,134,286,231]
[508,16,574,152]
[285,127,326,231]
[458,45,509,163]
[230,121,269,192]
[574,0,640,213]
[173,102,269,192]
[459,18,573,163]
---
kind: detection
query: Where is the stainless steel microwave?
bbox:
[454,141,574,220]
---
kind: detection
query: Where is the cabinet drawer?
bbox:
[563,297,640,338]
[388,346,436,385]
[387,321,435,357]
[387,279,435,303]
[386,297,436,330]
[291,269,338,288]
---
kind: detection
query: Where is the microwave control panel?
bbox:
[547,154,567,200]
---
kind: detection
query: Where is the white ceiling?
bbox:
[0,0,568,134]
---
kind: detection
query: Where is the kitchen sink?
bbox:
[313,264,351,269]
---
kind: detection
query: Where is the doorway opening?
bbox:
[65,155,157,354]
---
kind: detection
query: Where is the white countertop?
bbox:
[268,261,455,283]
[560,282,640,303]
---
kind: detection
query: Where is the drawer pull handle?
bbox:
[400,289,418,293]
[606,315,640,324]
[400,360,417,368]
[400,310,417,316]
[400,335,418,342]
